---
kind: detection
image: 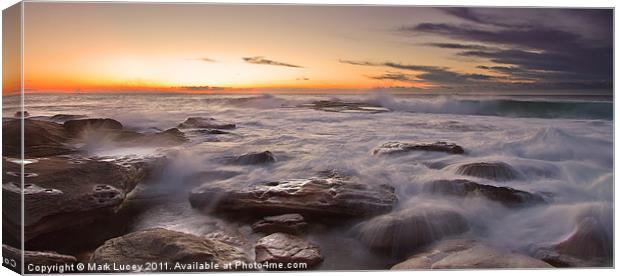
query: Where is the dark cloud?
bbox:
[197,58,217,62]
[426,43,495,51]
[296,77,310,81]
[406,8,612,92]
[243,56,303,68]
[340,60,498,85]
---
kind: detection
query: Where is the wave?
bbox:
[368,92,612,120]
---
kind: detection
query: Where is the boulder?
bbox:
[64,118,123,136]
[423,179,546,208]
[112,128,188,146]
[391,239,552,269]
[252,214,307,235]
[230,151,276,165]
[90,228,250,272]
[2,119,74,157]
[189,171,397,218]
[455,162,520,181]
[177,117,236,129]
[254,233,323,269]
[2,244,77,269]
[535,216,612,267]
[352,206,469,256]
[2,156,150,242]
[373,141,464,155]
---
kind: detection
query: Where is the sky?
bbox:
[2,3,614,94]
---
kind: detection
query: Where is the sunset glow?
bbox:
[3,3,612,94]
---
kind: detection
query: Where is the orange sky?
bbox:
[3,3,612,94]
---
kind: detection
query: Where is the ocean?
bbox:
[2,92,613,269]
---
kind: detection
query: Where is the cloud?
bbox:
[176,86,228,91]
[405,8,612,92]
[243,56,303,68]
[340,59,498,85]
[296,77,310,81]
[189,57,218,62]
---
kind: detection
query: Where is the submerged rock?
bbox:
[90,228,250,272]
[252,214,307,235]
[2,244,77,268]
[189,171,397,218]
[177,117,236,129]
[64,118,123,136]
[424,179,546,208]
[2,156,150,243]
[455,162,520,181]
[373,141,464,155]
[535,216,612,267]
[302,100,390,113]
[230,151,276,165]
[2,119,75,157]
[353,206,469,256]
[254,233,323,269]
[113,128,188,146]
[391,239,552,269]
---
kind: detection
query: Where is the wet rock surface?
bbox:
[391,239,552,269]
[49,114,88,122]
[3,119,75,157]
[177,117,236,129]
[3,244,77,268]
[455,162,520,181]
[254,233,323,269]
[189,171,397,218]
[353,206,469,256]
[424,179,546,208]
[90,228,251,272]
[64,118,124,136]
[2,155,151,242]
[252,214,307,235]
[301,100,390,113]
[535,216,612,267]
[229,151,276,165]
[373,141,464,155]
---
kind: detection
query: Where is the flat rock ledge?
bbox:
[391,239,553,269]
[189,171,397,218]
[424,179,546,208]
[373,141,464,155]
[90,228,251,272]
[254,233,323,270]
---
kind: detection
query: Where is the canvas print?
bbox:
[1,1,614,274]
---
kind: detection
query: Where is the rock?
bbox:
[177,117,236,129]
[189,171,397,218]
[302,100,390,113]
[455,162,520,181]
[230,151,276,165]
[2,156,149,243]
[90,228,250,272]
[3,244,77,269]
[373,141,464,155]
[2,119,74,157]
[64,118,123,136]
[423,179,546,208]
[352,206,469,256]
[193,129,231,135]
[391,239,552,269]
[183,170,243,187]
[14,111,30,118]
[254,233,323,269]
[50,114,87,122]
[113,128,188,146]
[252,214,307,235]
[535,216,612,267]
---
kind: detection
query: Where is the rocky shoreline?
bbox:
[2,110,612,272]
